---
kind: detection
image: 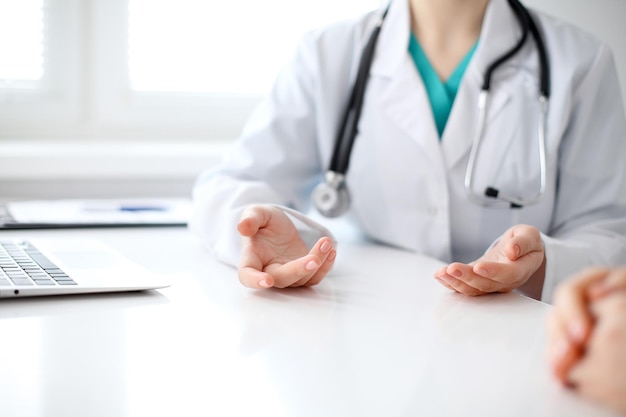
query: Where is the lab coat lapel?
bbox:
[371,0,445,173]
[381,62,444,171]
[442,76,512,170]
[442,0,521,170]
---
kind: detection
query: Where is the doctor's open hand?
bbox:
[434,225,546,297]
[237,205,337,289]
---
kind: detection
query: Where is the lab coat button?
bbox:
[428,207,438,216]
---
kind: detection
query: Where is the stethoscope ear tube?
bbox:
[314,7,389,217]
[466,93,549,209]
[467,1,550,209]
[520,2,551,97]
[329,10,388,175]
[484,0,529,91]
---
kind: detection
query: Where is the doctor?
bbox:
[190,0,626,302]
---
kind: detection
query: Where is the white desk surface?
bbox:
[0,227,620,417]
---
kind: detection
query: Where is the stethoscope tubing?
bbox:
[465,0,550,208]
[329,9,389,175]
[315,0,551,216]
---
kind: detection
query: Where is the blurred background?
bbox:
[0,0,624,201]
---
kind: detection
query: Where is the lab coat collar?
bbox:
[370,0,410,79]
[371,0,446,177]
[372,0,524,170]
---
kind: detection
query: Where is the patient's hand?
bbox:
[547,267,626,414]
[568,290,626,413]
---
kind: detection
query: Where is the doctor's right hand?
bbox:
[236,205,337,289]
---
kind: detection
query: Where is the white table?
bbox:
[0,227,619,417]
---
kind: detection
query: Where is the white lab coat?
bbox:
[190,0,626,302]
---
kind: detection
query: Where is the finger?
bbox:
[435,276,458,293]
[264,254,322,288]
[446,262,502,293]
[553,267,609,345]
[238,266,274,289]
[550,338,582,385]
[437,267,486,296]
[290,237,335,287]
[567,358,592,391]
[546,311,583,384]
[443,276,485,296]
[471,260,540,290]
[445,262,473,280]
[238,238,274,288]
[504,225,543,261]
[434,265,449,279]
[303,248,337,287]
[588,267,626,299]
[434,265,462,292]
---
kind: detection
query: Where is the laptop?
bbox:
[0,238,170,298]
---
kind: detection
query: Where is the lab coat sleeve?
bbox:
[189,32,336,267]
[541,45,626,302]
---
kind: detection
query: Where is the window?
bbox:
[0,0,44,87]
[0,0,381,141]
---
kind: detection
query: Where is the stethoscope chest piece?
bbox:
[312,171,350,218]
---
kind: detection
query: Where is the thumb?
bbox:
[237,206,268,237]
[505,225,542,260]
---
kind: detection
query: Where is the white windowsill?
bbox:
[0,140,232,199]
[0,139,230,180]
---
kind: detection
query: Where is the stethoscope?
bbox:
[312,0,550,217]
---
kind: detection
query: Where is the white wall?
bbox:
[524,0,626,105]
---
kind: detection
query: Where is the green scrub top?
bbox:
[408,33,477,138]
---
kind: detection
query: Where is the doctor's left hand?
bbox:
[434,225,546,298]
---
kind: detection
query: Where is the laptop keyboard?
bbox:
[0,241,76,286]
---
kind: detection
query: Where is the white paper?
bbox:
[4,198,192,225]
